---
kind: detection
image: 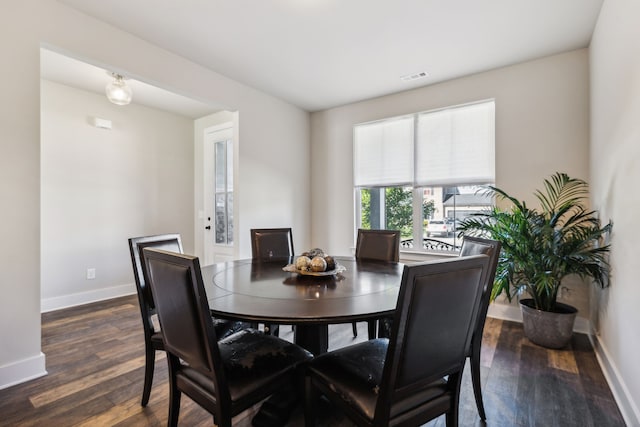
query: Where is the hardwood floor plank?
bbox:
[514,342,544,426]
[29,355,146,407]
[74,395,156,427]
[555,370,593,427]
[19,376,132,427]
[480,316,501,368]
[42,304,136,330]
[483,320,523,425]
[548,345,579,374]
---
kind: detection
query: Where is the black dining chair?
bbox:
[354,228,401,338]
[305,254,490,427]
[128,234,183,407]
[250,227,295,336]
[250,227,294,261]
[459,236,501,421]
[142,248,313,427]
[128,234,250,407]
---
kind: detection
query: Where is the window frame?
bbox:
[353,100,495,254]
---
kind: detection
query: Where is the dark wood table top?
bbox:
[202,256,405,325]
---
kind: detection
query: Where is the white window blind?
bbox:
[353,116,414,187]
[354,100,495,188]
[415,101,495,186]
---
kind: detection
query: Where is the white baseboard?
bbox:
[41,283,136,313]
[3,285,136,391]
[487,302,522,323]
[0,352,47,390]
[487,302,591,334]
[590,333,640,427]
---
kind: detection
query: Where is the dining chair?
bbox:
[250,227,294,261]
[354,228,401,338]
[250,227,295,336]
[128,234,183,407]
[128,234,250,407]
[304,254,490,427]
[459,235,501,421]
[142,248,313,427]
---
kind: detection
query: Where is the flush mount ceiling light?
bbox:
[105,72,132,105]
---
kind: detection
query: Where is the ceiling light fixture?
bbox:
[105,72,132,105]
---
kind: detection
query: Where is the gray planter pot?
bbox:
[520,299,578,349]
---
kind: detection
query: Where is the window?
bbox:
[354,100,495,252]
[215,139,233,244]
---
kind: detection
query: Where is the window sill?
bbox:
[399,249,458,264]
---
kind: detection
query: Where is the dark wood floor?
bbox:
[0,295,625,426]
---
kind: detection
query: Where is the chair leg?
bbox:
[218,414,232,427]
[377,317,393,338]
[367,320,377,339]
[168,382,181,427]
[264,323,280,336]
[304,376,318,427]
[352,322,358,337]
[446,372,463,427]
[165,354,182,427]
[141,344,155,407]
[471,343,487,420]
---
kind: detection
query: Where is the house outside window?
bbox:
[354,100,495,252]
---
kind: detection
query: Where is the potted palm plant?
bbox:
[458,172,612,348]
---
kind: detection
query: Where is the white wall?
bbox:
[0,0,310,389]
[237,111,311,258]
[40,79,194,311]
[590,0,640,424]
[310,49,591,314]
[0,2,44,389]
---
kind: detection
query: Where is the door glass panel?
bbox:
[215,142,226,193]
[227,192,234,244]
[213,139,234,245]
[226,140,233,190]
[215,193,226,244]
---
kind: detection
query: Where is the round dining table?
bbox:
[201,256,405,354]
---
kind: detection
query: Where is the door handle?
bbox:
[205,226,211,230]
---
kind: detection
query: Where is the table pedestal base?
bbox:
[293,324,328,355]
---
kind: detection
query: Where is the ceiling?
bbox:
[40,49,217,119]
[53,0,604,114]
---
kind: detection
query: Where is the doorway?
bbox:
[203,123,236,265]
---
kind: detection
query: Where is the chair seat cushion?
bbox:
[212,318,254,340]
[220,329,313,398]
[307,338,449,421]
[176,329,312,409]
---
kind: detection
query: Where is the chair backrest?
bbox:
[376,255,489,422]
[459,236,501,346]
[355,229,400,262]
[128,233,183,311]
[250,228,294,261]
[142,248,225,391]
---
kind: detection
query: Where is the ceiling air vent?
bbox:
[400,71,429,82]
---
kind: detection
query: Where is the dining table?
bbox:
[201,256,407,354]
